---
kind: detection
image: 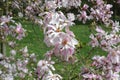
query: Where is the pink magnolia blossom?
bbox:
[82,4,89,10]
[67,13,75,21]
[37,60,62,80]
[117,0,120,4]
[45,1,57,11]
[15,23,25,40]
[82,73,102,80]
[53,33,78,61]
[89,34,99,47]
[0,16,13,25]
[77,11,88,24]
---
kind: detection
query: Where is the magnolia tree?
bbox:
[0,0,120,80]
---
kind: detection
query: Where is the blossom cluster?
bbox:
[42,11,78,62]
[25,0,79,62]
[77,0,113,24]
[37,60,62,80]
[90,21,120,52]
[77,4,89,23]
[55,0,81,8]
[30,1,80,79]
[82,21,120,79]
[0,15,37,80]
[0,16,25,41]
[0,47,37,80]
[24,0,82,24]
[89,0,113,24]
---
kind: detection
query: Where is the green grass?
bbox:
[15,20,51,59]
[6,19,107,80]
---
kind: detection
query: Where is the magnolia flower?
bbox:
[45,73,62,80]
[45,50,54,60]
[89,34,99,47]
[59,33,78,49]
[89,1,113,23]
[107,51,120,64]
[30,53,37,62]
[18,72,26,78]
[56,0,81,8]
[18,12,23,18]
[0,45,38,79]
[0,16,13,25]
[37,60,62,80]
[53,33,78,61]
[96,0,104,5]
[15,23,25,40]
[45,1,57,10]
[26,6,33,11]
[69,0,81,8]
[43,11,75,47]
[43,11,78,62]
[96,26,105,34]
[44,32,64,47]
[77,11,88,23]
[117,0,120,4]
[16,59,29,78]
[20,46,28,54]
[4,74,14,80]
[43,12,65,34]
[15,23,23,33]
[8,41,16,48]
[10,50,16,56]
[92,55,106,67]
[19,46,29,57]
[112,21,120,33]
[67,13,75,21]
[37,60,55,71]
[106,70,120,80]
[61,0,69,8]
[106,4,113,10]
[82,73,101,79]
[44,11,73,29]
[0,16,25,41]
[35,19,43,25]
[65,27,75,37]
[37,60,55,79]
[82,4,89,10]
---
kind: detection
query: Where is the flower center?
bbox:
[56,28,61,32]
[62,39,68,45]
[112,52,116,56]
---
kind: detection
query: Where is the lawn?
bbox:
[8,19,107,80]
